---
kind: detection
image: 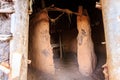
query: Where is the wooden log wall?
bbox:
[102,0,120,80]
[0,14,11,80]
[29,10,55,74]
[0,0,13,79]
[77,6,96,76]
[10,0,29,79]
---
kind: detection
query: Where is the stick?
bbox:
[59,32,62,59]
[45,7,81,16]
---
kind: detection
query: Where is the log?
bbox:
[10,0,29,80]
[29,10,55,74]
[77,6,96,76]
[102,0,120,80]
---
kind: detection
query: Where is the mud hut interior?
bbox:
[0,0,108,80]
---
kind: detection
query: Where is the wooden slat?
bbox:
[0,34,12,41]
[0,9,15,14]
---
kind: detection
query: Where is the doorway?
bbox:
[28,0,107,80]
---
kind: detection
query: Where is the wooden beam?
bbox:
[102,0,120,80]
[10,0,29,80]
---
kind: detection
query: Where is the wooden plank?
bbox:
[77,6,96,76]
[0,9,15,14]
[0,34,12,41]
[102,0,120,80]
[10,0,29,80]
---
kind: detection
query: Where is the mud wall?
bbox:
[29,10,55,74]
[77,7,96,76]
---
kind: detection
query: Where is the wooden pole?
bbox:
[77,6,96,76]
[102,0,120,80]
[10,0,29,79]
[59,32,63,59]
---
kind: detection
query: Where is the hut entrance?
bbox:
[0,0,111,80]
[28,0,107,80]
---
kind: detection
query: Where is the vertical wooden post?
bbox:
[102,0,120,80]
[77,6,96,76]
[30,10,55,74]
[59,32,63,59]
[10,0,29,80]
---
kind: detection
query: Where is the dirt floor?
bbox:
[28,51,105,80]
